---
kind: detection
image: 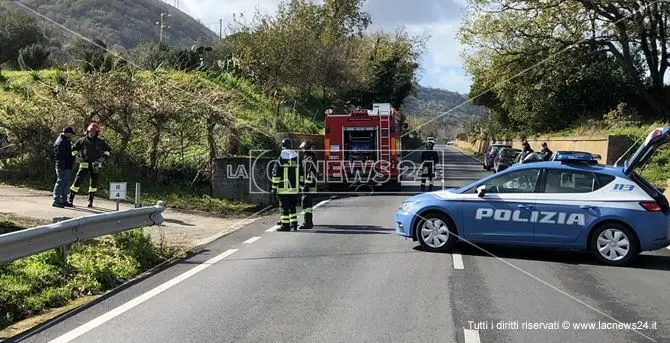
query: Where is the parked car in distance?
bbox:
[484,144,512,170]
[494,147,521,173]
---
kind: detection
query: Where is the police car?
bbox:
[395,128,670,266]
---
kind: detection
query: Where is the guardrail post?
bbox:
[135,182,141,208]
[53,217,70,264]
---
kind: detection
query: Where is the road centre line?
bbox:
[49,248,239,343]
[243,236,262,244]
[453,253,464,270]
[463,329,481,343]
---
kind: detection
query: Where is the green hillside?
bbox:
[403,86,486,139]
[1,0,217,49]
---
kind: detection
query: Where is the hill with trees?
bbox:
[0,0,428,206]
[0,0,217,51]
[402,86,486,139]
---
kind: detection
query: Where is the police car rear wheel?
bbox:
[417,213,456,252]
[591,224,638,266]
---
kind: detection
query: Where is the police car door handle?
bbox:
[517,204,533,209]
[579,205,595,210]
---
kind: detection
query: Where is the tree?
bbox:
[0,10,45,67]
[461,0,670,119]
[70,38,114,73]
[17,43,51,70]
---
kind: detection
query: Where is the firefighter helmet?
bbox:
[87,122,101,133]
[281,138,291,149]
[299,140,313,150]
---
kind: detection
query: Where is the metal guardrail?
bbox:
[0,202,166,265]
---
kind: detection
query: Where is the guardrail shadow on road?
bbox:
[413,243,670,271]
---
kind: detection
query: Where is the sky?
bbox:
[175,0,472,94]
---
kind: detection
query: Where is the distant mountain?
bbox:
[2,0,218,50]
[402,85,486,138]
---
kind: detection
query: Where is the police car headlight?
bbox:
[400,201,416,213]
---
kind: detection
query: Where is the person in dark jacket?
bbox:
[298,140,317,230]
[52,127,75,208]
[540,142,553,161]
[518,140,534,162]
[420,137,439,192]
[68,122,111,208]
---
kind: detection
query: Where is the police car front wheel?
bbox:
[416,212,457,252]
[591,223,639,266]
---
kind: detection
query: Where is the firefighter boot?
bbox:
[87,192,95,208]
[298,213,313,230]
[67,191,76,206]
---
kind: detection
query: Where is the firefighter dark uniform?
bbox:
[420,137,439,192]
[272,139,302,231]
[298,140,317,230]
[68,123,111,208]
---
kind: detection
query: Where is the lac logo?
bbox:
[612,184,635,192]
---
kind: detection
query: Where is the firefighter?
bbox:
[271,138,302,231]
[298,140,317,230]
[420,137,439,192]
[68,122,111,208]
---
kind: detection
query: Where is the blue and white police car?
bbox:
[395,128,670,266]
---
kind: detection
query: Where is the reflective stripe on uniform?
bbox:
[69,185,80,192]
[281,215,290,223]
[289,213,298,223]
[304,208,313,213]
[103,151,111,157]
[88,187,97,193]
[79,162,89,169]
[72,151,79,156]
[277,166,299,194]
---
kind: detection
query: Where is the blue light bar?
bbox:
[554,152,597,163]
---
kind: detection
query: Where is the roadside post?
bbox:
[109,182,127,211]
[135,182,141,208]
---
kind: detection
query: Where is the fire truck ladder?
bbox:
[379,109,391,161]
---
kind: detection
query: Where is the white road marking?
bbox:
[464,329,481,343]
[266,225,279,232]
[453,253,464,270]
[243,236,262,244]
[313,198,331,209]
[49,248,239,343]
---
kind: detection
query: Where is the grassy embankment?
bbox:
[0,213,173,333]
[0,70,320,215]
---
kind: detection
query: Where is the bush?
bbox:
[0,229,169,330]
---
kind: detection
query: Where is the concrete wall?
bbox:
[212,157,275,207]
[456,135,633,165]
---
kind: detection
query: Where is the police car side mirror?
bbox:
[476,185,486,197]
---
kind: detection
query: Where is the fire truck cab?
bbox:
[323,103,402,191]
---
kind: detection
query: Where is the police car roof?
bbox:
[509,161,625,176]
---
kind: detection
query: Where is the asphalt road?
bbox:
[8,145,670,343]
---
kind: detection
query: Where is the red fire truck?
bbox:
[323,103,404,191]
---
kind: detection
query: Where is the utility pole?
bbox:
[156,12,171,43]
[219,19,223,40]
